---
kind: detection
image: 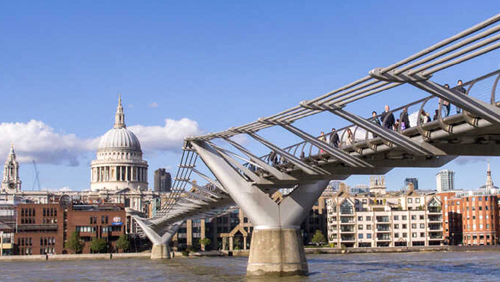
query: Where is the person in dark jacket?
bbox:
[329,128,340,148]
[371,111,380,138]
[400,106,410,131]
[380,105,395,130]
[456,79,466,114]
[371,111,381,125]
[441,84,451,117]
[433,109,439,121]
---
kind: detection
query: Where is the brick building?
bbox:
[440,162,500,246]
[15,202,125,255]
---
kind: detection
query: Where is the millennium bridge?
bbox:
[134,13,500,277]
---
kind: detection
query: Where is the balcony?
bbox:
[340,226,355,233]
[376,216,390,223]
[429,235,443,240]
[376,226,391,232]
[340,217,355,224]
[428,224,442,231]
[341,235,355,241]
[376,235,391,241]
[428,216,442,222]
[428,207,442,214]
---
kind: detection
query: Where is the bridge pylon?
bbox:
[133,217,183,259]
[192,140,329,277]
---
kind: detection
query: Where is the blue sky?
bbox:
[0,1,499,191]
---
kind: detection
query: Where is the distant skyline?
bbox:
[0,1,499,191]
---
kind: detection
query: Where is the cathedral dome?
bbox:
[98,128,142,152]
[90,95,149,192]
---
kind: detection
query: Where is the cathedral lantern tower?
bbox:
[2,144,21,193]
[90,96,149,191]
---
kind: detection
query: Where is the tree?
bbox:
[116,234,130,252]
[65,232,84,254]
[199,238,211,251]
[233,237,242,250]
[311,230,326,246]
[90,238,108,253]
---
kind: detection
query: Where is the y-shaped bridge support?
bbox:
[192,140,329,277]
[133,217,183,259]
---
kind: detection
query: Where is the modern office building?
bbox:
[436,170,455,192]
[154,168,172,193]
[405,178,419,190]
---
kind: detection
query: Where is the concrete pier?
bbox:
[247,228,307,277]
[150,244,171,259]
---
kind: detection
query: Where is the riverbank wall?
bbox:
[304,245,500,255]
[0,252,151,262]
[221,245,500,257]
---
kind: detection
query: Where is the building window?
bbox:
[358,234,363,239]
[411,215,416,220]
[402,224,407,229]
[402,216,407,220]
[366,225,371,230]
[395,233,399,238]
[420,215,424,220]
[408,198,412,203]
[358,225,363,230]
[366,216,371,221]
[420,224,424,229]
[420,232,425,237]
[412,224,416,229]
[412,233,417,238]
[403,233,408,238]
[367,234,372,239]
[394,215,399,220]
[394,224,399,229]
[416,198,420,204]
[358,216,363,221]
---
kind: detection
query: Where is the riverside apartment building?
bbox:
[327,176,444,248]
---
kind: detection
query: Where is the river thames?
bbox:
[1,251,500,281]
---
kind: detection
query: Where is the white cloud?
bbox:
[129,118,202,152]
[0,120,93,166]
[0,118,202,166]
[149,102,159,108]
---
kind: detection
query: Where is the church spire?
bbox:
[8,143,15,159]
[486,159,494,189]
[114,94,126,129]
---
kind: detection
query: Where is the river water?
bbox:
[1,251,500,281]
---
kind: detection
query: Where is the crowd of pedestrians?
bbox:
[269,79,467,165]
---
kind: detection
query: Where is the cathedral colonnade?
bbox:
[91,165,148,183]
